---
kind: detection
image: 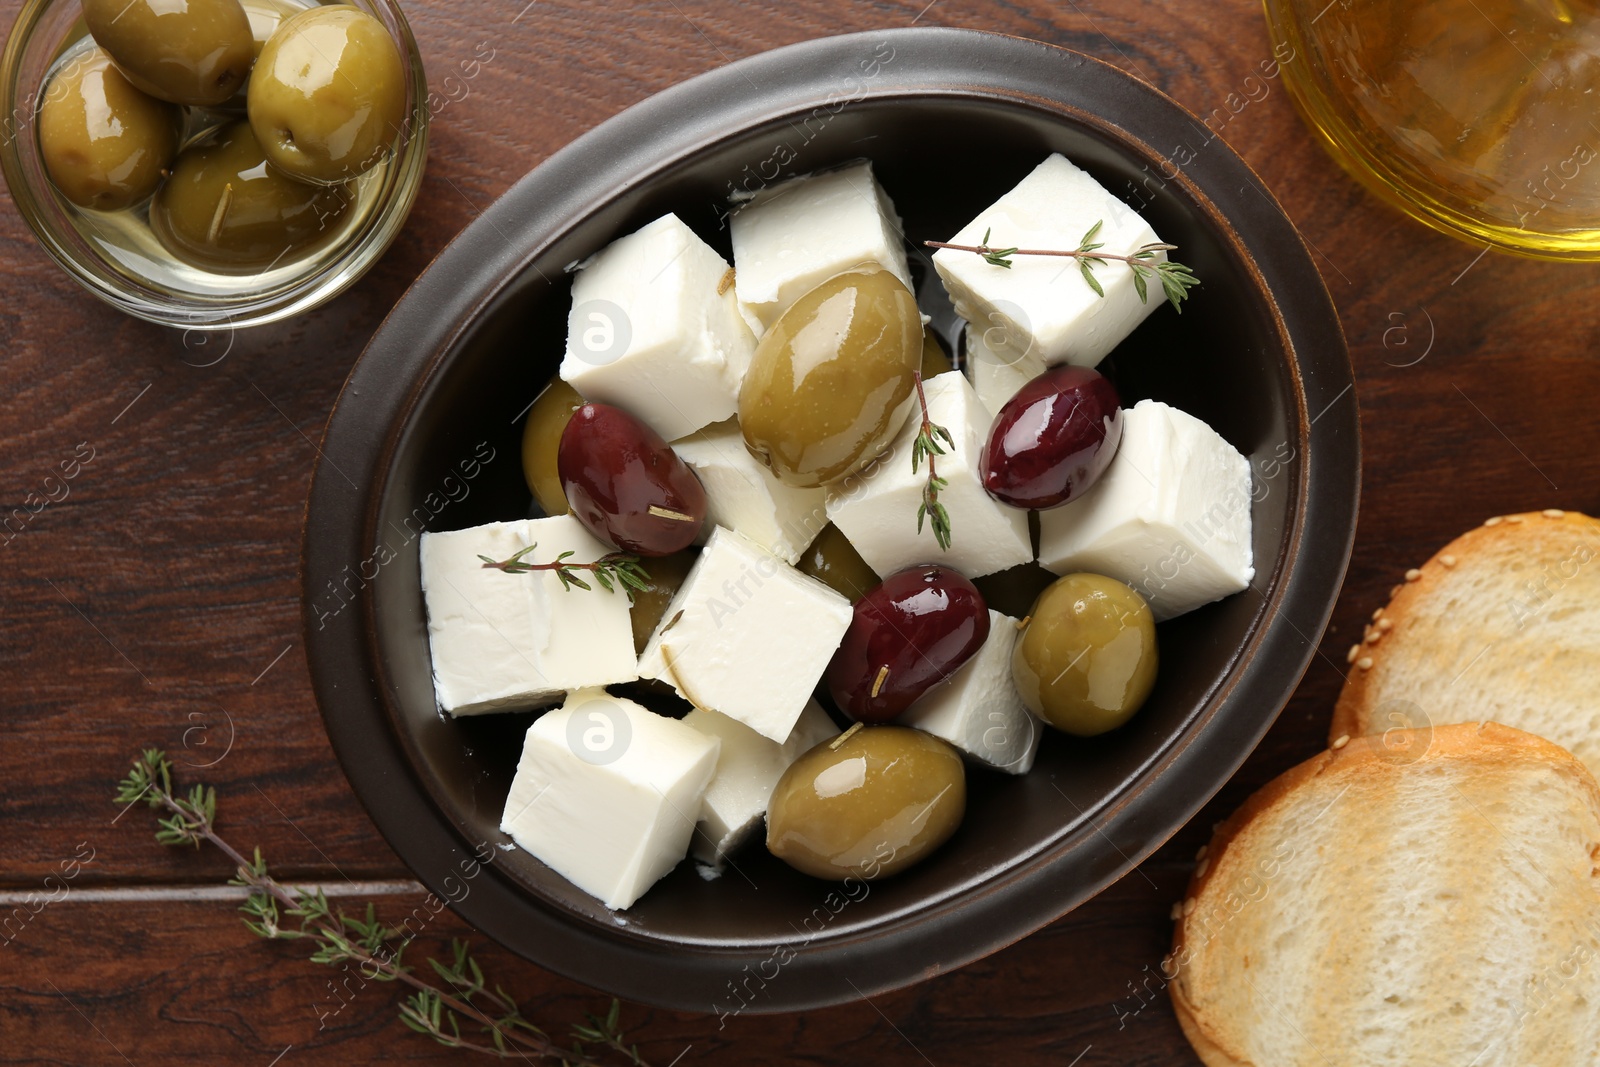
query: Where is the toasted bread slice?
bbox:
[1330,510,1600,776]
[1169,722,1600,1067]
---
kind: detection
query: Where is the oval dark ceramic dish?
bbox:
[303,28,1359,1013]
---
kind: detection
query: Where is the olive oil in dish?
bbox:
[1266,0,1600,257]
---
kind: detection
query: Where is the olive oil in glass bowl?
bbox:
[0,0,429,329]
[1264,0,1600,258]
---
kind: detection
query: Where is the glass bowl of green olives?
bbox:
[0,0,428,330]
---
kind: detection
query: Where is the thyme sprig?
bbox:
[910,371,955,552]
[480,543,650,595]
[115,749,650,1065]
[926,222,1201,312]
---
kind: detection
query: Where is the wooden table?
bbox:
[4,0,1597,1062]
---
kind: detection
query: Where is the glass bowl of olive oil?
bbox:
[0,0,429,329]
[1265,0,1600,259]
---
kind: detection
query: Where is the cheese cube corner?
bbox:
[420,516,639,715]
[900,610,1040,774]
[825,371,1032,579]
[638,527,852,742]
[730,161,913,333]
[933,153,1165,369]
[500,689,720,910]
[1037,399,1255,621]
[964,323,1046,417]
[560,213,755,441]
[671,419,828,564]
[683,700,837,867]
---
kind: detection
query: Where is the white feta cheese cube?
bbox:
[500,689,719,910]
[899,610,1040,774]
[825,371,1032,579]
[933,153,1166,369]
[560,214,756,441]
[683,700,837,867]
[670,419,828,564]
[964,323,1046,417]
[1037,400,1255,621]
[420,516,638,716]
[638,527,852,742]
[730,161,913,334]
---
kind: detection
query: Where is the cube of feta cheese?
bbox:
[900,610,1041,774]
[1037,399,1255,621]
[420,516,638,716]
[825,371,1032,579]
[730,161,913,334]
[500,689,719,910]
[933,153,1166,369]
[671,419,828,564]
[683,700,837,867]
[560,214,756,441]
[638,527,852,742]
[964,323,1046,417]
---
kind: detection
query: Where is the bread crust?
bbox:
[1168,721,1600,1067]
[1329,510,1600,747]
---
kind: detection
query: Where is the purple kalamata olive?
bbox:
[558,403,707,556]
[826,565,990,723]
[981,366,1123,510]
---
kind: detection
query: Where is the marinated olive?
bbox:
[919,326,953,379]
[520,379,585,516]
[827,565,989,723]
[248,6,406,184]
[82,0,254,107]
[1013,573,1157,736]
[982,365,1123,510]
[766,725,966,881]
[739,268,921,488]
[38,47,179,211]
[558,403,707,556]
[627,548,696,654]
[797,523,879,603]
[150,121,352,272]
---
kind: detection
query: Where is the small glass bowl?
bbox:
[0,0,429,330]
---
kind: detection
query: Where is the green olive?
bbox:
[82,0,254,107]
[1013,573,1158,736]
[520,378,585,516]
[797,523,879,603]
[150,120,352,272]
[38,47,179,210]
[920,326,953,379]
[738,268,921,488]
[628,549,696,655]
[766,725,965,881]
[247,6,406,184]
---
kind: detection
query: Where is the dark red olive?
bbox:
[981,365,1123,510]
[558,403,707,556]
[826,565,990,723]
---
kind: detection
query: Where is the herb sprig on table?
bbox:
[926,221,1201,312]
[480,543,651,595]
[115,749,652,1065]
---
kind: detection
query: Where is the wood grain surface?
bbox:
[3,0,1598,1063]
